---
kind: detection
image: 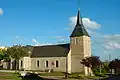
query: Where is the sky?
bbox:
[0,0,120,61]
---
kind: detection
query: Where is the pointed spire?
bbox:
[70,9,90,37]
[76,8,83,25]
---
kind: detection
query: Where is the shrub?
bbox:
[0,67,7,70]
[68,73,84,79]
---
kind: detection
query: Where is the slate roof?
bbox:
[70,9,90,37]
[30,43,70,57]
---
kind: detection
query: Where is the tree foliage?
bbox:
[0,48,10,62]
[6,45,28,60]
[0,48,4,60]
[81,56,102,69]
[109,58,120,74]
[6,45,28,70]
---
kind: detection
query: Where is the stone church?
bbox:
[10,9,91,75]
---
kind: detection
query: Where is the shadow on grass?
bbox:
[100,74,120,80]
[19,73,57,80]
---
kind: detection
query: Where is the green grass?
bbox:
[0,72,22,80]
[39,72,65,76]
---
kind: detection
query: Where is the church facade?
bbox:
[10,9,91,75]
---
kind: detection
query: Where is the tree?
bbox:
[0,48,4,61]
[81,56,102,75]
[101,61,110,73]
[6,45,28,71]
[109,58,120,74]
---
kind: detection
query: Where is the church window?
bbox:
[21,60,23,67]
[37,60,39,67]
[56,60,59,67]
[46,60,48,67]
[76,38,79,44]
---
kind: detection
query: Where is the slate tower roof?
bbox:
[70,9,90,37]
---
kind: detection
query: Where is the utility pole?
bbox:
[109,53,111,62]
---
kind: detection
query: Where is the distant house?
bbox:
[9,9,91,75]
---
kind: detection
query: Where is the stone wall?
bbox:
[30,57,66,72]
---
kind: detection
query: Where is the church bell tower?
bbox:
[69,9,91,73]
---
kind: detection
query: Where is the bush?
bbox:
[68,73,84,79]
[0,67,7,70]
[44,69,49,72]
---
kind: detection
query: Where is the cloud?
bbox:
[103,35,120,50]
[104,42,120,49]
[52,36,69,43]
[52,36,65,39]
[69,16,101,29]
[83,18,101,29]
[91,33,120,61]
[0,8,3,15]
[15,36,20,39]
[32,38,40,46]
[40,43,53,46]
[32,38,53,46]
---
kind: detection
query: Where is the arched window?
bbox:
[56,60,59,67]
[46,60,48,67]
[37,60,39,67]
[21,60,23,67]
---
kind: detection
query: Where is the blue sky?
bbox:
[0,0,120,61]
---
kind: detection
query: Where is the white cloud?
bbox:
[83,18,101,29]
[103,35,120,50]
[52,36,69,43]
[15,36,20,39]
[52,36,65,39]
[32,38,53,46]
[40,43,53,46]
[69,16,101,30]
[104,42,120,49]
[0,8,3,15]
[91,33,120,61]
[32,38,40,46]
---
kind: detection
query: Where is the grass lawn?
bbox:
[0,72,22,80]
[0,71,105,80]
[39,72,65,76]
[39,72,102,79]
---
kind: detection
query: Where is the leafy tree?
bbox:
[81,56,101,69]
[0,48,10,66]
[0,48,4,60]
[81,56,102,75]
[109,58,120,74]
[6,45,28,71]
[102,61,110,73]
[1,49,10,62]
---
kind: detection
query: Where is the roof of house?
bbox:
[70,9,90,37]
[30,43,70,57]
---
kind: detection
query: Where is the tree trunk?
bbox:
[114,69,116,75]
[15,60,18,72]
[88,67,90,76]
[99,66,102,74]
